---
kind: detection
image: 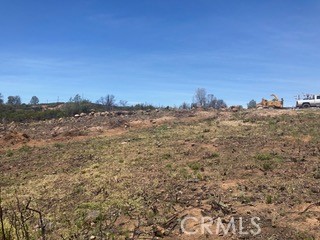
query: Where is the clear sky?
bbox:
[1,0,320,107]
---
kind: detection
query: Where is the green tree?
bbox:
[216,99,227,109]
[247,99,257,109]
[30,96,39,105]
[7,96,21,105]
[63,94,91,116]
[0,93,3,104]
[70,94,82,103]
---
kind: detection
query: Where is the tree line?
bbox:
[0,94,39,106]
[0,89,257,122]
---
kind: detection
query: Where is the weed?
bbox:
[255,153,272,161]
[6,150,13,157]
[262,161,274,171]
[188,162,201,171]
[179,168,190,179]
[266,195,273,204]
[54,143,64,149]
[165,163,173,170]
[19,145,32,153]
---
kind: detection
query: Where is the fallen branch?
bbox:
[26,198,46,240]
[300,202,320,214]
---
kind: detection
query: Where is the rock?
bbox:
[80,113,86,117]
[88,127,103,133]
[74,114,80,118]
[51,126,68,137]
[89,236,96,240]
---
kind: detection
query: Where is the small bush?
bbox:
[53,143,64,149]
[188,162,201,171]
[255,153,272,161]
[266,195,273,204]
[262,162,274,171]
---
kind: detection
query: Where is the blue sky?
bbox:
[1,0,320,107]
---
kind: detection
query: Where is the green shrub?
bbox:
[266,195,273,204]
[188,162,201,171]
[255,153,272,161]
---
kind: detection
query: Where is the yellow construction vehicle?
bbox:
[257,94,284,109]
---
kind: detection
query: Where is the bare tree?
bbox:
[0,93,3,105]
[193,88,207,107]
[179,102,190,109]
[119,100,128,107]
[97,95,116,111]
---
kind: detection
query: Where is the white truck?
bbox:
[296,94,320,108]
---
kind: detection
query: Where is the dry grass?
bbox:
[0,109,319,239]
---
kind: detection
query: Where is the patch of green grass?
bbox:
[188,162,201,171]
[179,167,190,179]
[6,149,14,157]
[165,163,173,170]
[78,202,102,210]
[157,124,169,131]
[255,153,272,161]
[262,161,274,171]
[266,195,273,204]
[162,153,172,159]
[54,142,65,149]
[18,145,32,153]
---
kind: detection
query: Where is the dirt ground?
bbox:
[0,109,319,239]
